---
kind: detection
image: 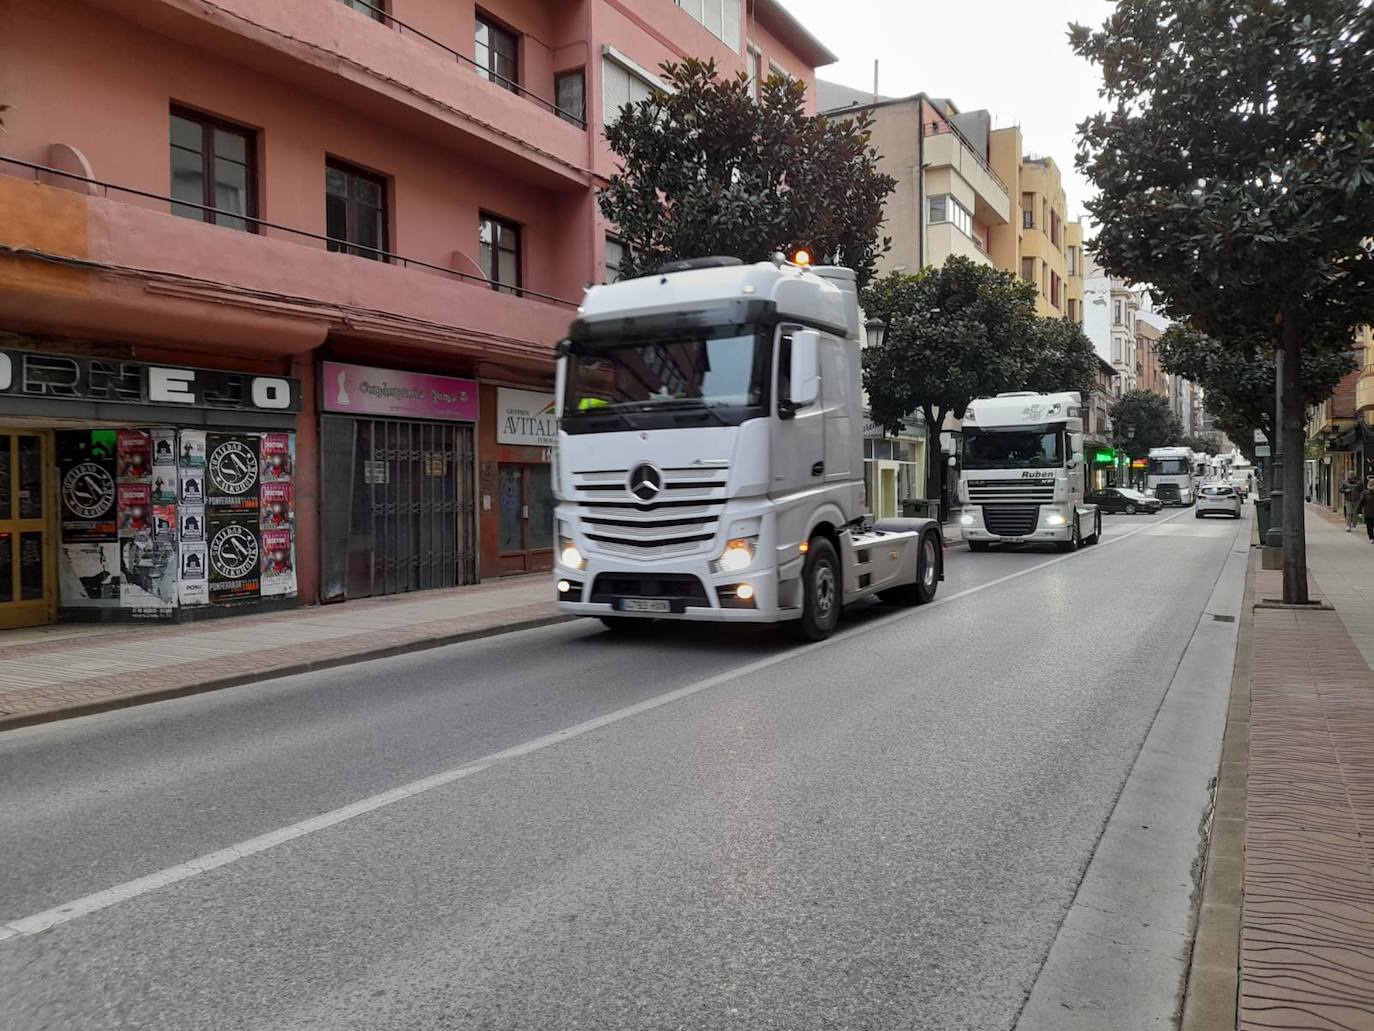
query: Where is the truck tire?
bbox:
[1056,523,1080,553]
[878,531,940,606]
[796,536,841,641]
[599,616,655,634]
[968,540,990,552]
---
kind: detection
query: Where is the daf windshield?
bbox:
[963,425,1063,469]
[1148,458,1190,476]
[561,329,770,433]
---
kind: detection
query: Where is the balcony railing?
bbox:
[922,120,1009,194]
[0,156,580,310]
[338,0,586,129]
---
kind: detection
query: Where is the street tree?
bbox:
[1110,390,1182,460]
[1156,325,1355,464]
[1072,0,1374,603]
[861,256,1039,501]
[1023,317,1098,402]
[598,58,896,288]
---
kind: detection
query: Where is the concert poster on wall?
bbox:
[206,434,260,514]
[117,429,152,481]
[117,483,152,533]
[57,431,118,542]
[208,515,261,603]
[260,527,296,597]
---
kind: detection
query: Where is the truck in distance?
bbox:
[957,391,1101,552]
[551,254,944,641]
[1146,446,1197,506]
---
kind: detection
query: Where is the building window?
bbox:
[929,194,973,237]
[337,0,385,21]
[475,12,519,93]
[1113,338,1123,364]
[1021,193,1034,229]
[605,236,626,283]
[1050,272,1062,309]
[1067,298,1079,321]
[1050,210,1061,248]
[747,44,763,100]
[480,213,522,294]
[768,59,791,80]
[1021,257,1035,283]
[1113,299,1124,325]
[555,69,586,127]
[170,108,256,231]
[602,55,660,126]
[674,0,741,51]
[325,159,387,260]
[1067,245,1078,277]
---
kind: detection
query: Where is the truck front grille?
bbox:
[571,466,727,554]
[590,573,711,607]
[1155,483,1180,502]
[983,505,1040,537]
[966,479,1056,503]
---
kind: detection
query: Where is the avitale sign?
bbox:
[496,388,556,447]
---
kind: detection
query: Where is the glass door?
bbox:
[497,463,555,561]
[0,431,55,629]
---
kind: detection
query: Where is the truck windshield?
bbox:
[1148,458,1190,475]
[562,329,768,433]
[963,426,1063,469]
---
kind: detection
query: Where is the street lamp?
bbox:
[864,317,886,350]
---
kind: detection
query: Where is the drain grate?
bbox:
[1211,614,1236,622]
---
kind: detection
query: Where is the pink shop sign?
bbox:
[322,362,479,423]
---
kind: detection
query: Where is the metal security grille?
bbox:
[320,415,476,600]
[983,505,1040,537]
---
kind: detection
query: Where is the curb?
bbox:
[0,613,575,734]
[1179,545,1254,1030]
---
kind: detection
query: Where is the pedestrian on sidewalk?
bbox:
[1339,471,1364,531]
[1357,477,1374,541]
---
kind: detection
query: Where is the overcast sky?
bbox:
[779,0,1112,223]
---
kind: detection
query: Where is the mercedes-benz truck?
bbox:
[551,256,943,641]
[957,391,1101,552]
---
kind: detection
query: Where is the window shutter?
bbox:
[602,58,631,126]
[722,0,741,51]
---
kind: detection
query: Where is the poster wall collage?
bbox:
[57,428,297,618]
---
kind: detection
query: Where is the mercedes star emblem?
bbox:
[629,463,663,502]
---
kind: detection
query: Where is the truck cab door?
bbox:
[772,327,826,503]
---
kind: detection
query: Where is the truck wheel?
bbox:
[599,616,655,634]
[878,532,939,606]
[796,536,841,641]
[1084,512,1102,545]
[968,540,990,552]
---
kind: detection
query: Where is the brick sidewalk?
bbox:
[0,575,562,729]
[1239,507,1374,1029]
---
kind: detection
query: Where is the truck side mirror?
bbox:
[787,330,821,410]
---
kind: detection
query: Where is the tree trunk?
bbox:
[923,405,945,518]
[1281,313,1308,604]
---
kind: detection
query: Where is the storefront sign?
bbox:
[323,362,478,423]
[0,350,300,412]
[496,388,557,446]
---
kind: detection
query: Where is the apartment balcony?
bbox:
[1357,368,1374,413]
[0,168,574,370]
[91,0,591,188]
[927,222,992,268]
[922,125,1011,227]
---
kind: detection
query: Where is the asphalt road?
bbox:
[0,505,1249,1030]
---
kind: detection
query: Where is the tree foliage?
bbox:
[1156,325,1355,462]
[1024,317,1099,403]
[1110,390,1183,459]
[861,257,1039,438]
[597,58,896,288]
[1071,0,1374,602]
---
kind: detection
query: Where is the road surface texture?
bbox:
[0,506,1248,1030]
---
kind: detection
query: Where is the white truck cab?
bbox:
[551,256,943,640]
[957,391,1101,552]
[1147,446,1197,506]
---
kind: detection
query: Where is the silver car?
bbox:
[1195,483,1242,519]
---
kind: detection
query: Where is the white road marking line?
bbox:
[0,505,1195,943]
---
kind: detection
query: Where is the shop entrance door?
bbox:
[496,463,554,573]
[320,416,477,600]
[0,430,55,629]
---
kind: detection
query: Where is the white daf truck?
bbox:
[1147,446,1197,506]
[551,255,943,641]
[957,391,1101,552]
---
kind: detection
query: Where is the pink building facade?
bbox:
[0,0,832,628]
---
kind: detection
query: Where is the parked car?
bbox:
[1086,487,1163,515]
[1196,483,1242,519]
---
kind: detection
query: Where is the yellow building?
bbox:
[1065,220,1085,325]
[988,130,1073,319]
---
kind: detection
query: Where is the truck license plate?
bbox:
[618,598,671,613]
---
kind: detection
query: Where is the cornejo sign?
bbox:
[0,350,301,413]
[497,388,557,447]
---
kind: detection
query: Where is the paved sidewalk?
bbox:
[0,575,560,729]
[1238,506,1374,1030]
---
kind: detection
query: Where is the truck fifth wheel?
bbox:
[551,255,943,641]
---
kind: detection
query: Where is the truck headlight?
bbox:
[711,536,757,573]
[559,537,586,571]
[1045,513,1067,526]
[960,513,975,526]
